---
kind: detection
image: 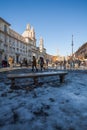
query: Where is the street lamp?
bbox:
[71,35,74,68]
[71,35,74,57]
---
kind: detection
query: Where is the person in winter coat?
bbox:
[32,56,38,72]
[39,57,44,71]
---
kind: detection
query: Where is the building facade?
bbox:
[75,42,87,60]
[0,17,46,66]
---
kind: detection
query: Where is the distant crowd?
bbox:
[1,56,87,70]
[1,56,49,72]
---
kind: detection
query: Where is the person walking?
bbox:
[39,57,44,71]
[32,56,38,72]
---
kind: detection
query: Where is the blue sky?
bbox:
[0,0,87,56]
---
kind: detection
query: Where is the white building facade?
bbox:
[0,17,46,66]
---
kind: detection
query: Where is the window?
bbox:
[4,25,7,32]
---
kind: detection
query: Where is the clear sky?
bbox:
[0,0,87,56]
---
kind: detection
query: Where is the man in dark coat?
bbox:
[32,56,38,72]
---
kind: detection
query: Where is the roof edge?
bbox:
[0,17,11,26]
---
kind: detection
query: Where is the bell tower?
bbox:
[39,37,44,52]
[26,24,30,30]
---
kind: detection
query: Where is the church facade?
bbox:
[0,17,46,66]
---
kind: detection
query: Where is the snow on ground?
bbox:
[0,68,87,130]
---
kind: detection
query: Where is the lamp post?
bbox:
[72,35,74,56]
[71,35,74,68]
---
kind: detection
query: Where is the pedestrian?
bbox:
[63,58,66,69]
[32,56,38,72]
[46,59,49,69]
[39,57,44,71]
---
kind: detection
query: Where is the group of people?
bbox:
[32,56,45,72]
[1,57,14,68]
